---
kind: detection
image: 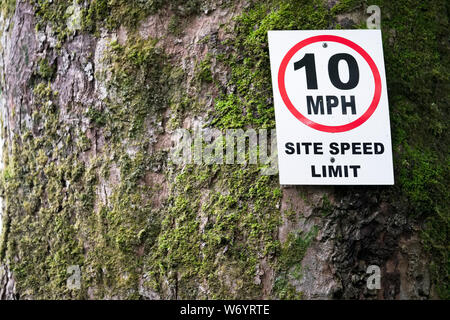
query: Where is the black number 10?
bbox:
[294,53,359,90]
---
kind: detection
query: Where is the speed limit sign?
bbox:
[268,30,394,185]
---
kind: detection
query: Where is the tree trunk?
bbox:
[0,0,448,299]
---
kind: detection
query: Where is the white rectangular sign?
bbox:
[268,30,394,185]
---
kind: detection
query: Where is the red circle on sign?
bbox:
[278,35,382,133]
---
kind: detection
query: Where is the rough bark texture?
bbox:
[0,0,448,300]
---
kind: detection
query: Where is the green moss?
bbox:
[144,165,282,299]
[168,15,183,37]
[32,0,72,46]
[82,0,202,36]
[86,106,107,127]
[200,0,332,296]
[28,0,205,43]
[370,0,449,298]
[0,93,165,299]
[81,0,160,34]
[211,94,248,129]
[319,194,333,217]
[102,36,175,140]
[168,95,193,129]
[0,83,89,298]
[36,57,56,80]
[330,0,364,15]
[0,0,16,17]
[194,54,213,84]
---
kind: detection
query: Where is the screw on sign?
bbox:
[268,30,394,185]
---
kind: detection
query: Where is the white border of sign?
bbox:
[268,30,394,185]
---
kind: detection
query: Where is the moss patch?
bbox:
[144,165,282,298]
[0,84,88,298]
[100,36,173,140]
